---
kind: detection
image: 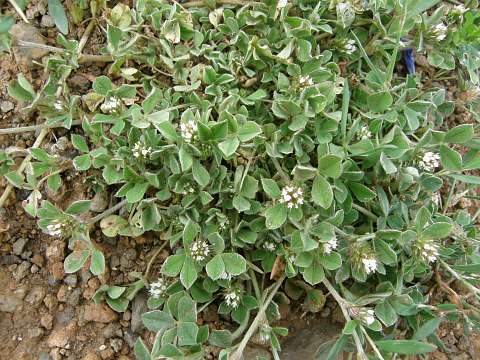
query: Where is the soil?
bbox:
[0,2,480,360]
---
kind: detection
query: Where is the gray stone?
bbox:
[2,255,21,265]
[39,353,53,360]
[110,253,120,269]
[68,75,91,94]
[13,237,28,255]
[67,288,82,307]
[122,328,135,348]
[28,326,45,339]
[102,323,119,338]
[110,338,123,353]
[131,290,148,334]
[79,269,92,284]
[90,191,109,213]
[0,294,21,312]
[40,15,55,28]
[64,274,78,287]
[9,22,49,71]
[1,101,14,113]
[13,261,31,281]
[31,264,40,274]
[243,346,272,360]
[56,307,75,325]
[25,286,47,307]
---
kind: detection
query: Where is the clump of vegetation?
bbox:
[2,0,480,359]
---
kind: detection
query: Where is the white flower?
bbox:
[262,241,276,252]
[189,239,210,261]
[449,5,467,16]
[45,218,72,237]
[132,141,152,158]
[361,256,378,274]
[349,307,376,325]
[54,101,64,111]
[225,289,241,308]
[323,237,338,254]
[277,0,288,10]
[149,277,169,298]
[279,186,304,209]
[180,120,198,143]
[356,125,371,140]
[100,97,122,113]
[218,272,233,281]
[419,152,440,172]
[430,23,447,41]
[298,75,314,88]
[219,218,230,230]
[415,239,439,263]
[338,38,356,55]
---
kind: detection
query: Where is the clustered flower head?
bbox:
[322,237,338,254]
[356,125,371,140]
[337,38,357,56]
[224,288,242,308]
[413,238,439,263]
[279,186,304,209]
[298,75,314,88]
[189,239,210,261]
[46,217,74,238]
[419,152,441,172]
[219,218,230,230]
[218,272,233,281]
[428,23,448,42]
[54,101,64,111]
[184,182,195,194]
[448,4,467,18]
[132,141,152,158]
[149,277,169,298]
[262,240,276,252]
[361,254,378,274]
[180,120,198,143]
[100,97,122,113]
[349,306,376,326]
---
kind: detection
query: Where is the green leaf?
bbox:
[218,137,239,158]
[422,222,453,238]
[375,301,398,327]
[179,145,193,171]
[90,250,105,275]
[134,338,152,360]
[348,182,376,202]
[161,254,186,277]
[233,195,251,212]
[65,200,91,215]
[206,254,225,280]
[209,330,233,348]
[265,203,287,229]
[177,322,199,346]
[412,317,442,341]
[192,160,210,188]
[142,310,175,332]
[318,155,342,179]
[155,121,180,142]
[222,253,246,275]
[180,256,197,289]
[5,171,24,187]
[367,91,393,112]
[48,0,69,34]
[261,178,281,199]
[374,238,397,265]
[312,175,333,209]
[64,250,90,273]
[107,285,126,299]
[302,255,325,285]
[126,182,149,203]
[342,320,358,335]
[0,16,14,35]
[178,296,197,322]
[237,121,262,142]
[318,251,342,270]
[439,145,462,171]
[375,340,437,355]
[444,124,474,144]
[93,76,113,95]
[73,154,91,171]
[8,78,35,101]
[71,134,89,153]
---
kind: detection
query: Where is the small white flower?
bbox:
[218,272,233,281]
[356,125,371,140]
[429,23,447,42]
[225,289,241,308]
[349,307,376,326]
[280,186,304,209]
[132,141,152,158]
[100,97,122,113]
[414,239,439,263]
[449,4,467,16]
[149,277,169,298]
[361,256,378,274]
[189,239,210,262]
[54,101,64,111]
[180,120,198,143]
[45,218,72,237]
[323,237,338,254]
[277,0,288,10]
[219,218,230,230]
[338,38,357,55]
[298,75,314,88]
[419,152,440,172]
[262,241,276,252]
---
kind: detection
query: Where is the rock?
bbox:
[31,264,40,273]
[243,346,272,360]
[67,288,82,307]
[27,326,44,339]
[40,15,55,28]
[56,306,75,325]
[46,241,66,262]
[57,285,69,302]
[131,291,148,334]
[13,237,28,255]
[25,286,47,307]
[64,274,78,287]
[13,261,31,281]
[9,22,49,72]
[26,2,47,20]
[110,338,123,353]
[80,269,92,284]
[51,262,65,281]
[1,101,14,113]
[122,310,131,322]
[2,254,21,265]
[68,75,91,94]
[39,353,53,360]
[81,355,101,360]
[44,294,59,310]
[100,348,115,360]
[41,314,54,330]
[0,294,21,312]
[122,328,135,348]
[110,253,120,269]
[102,323,119,338]
[31,253,45,267]
[83,303,118,323]
[47,327,73,348]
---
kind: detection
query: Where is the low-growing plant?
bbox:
[3,0,480,359]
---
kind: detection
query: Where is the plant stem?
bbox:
[77,18,96,55]
[352,203,378,221]
[182,0,257,7]
[360,326,385,360]
[442,179,457,214]
[0,128,49,209]
[269,156,290,183]
[231,309,251,340]
[439,258,480,296]
[322,277,366,359]
[230,273,286,360]
[0,119,83,135]
[88,199,128,225]
[145,240,170,278]
[8,0,29,23]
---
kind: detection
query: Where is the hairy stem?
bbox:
[269,156,290,183]
[0,119,83,135]
[8,0,29,23]
[145,240,170,279]
[182,0,258,7]
[352,203,378,221]
[88,199,128,225]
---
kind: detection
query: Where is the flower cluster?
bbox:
[132,141,152,158]
[356,125,371,140]
[184,182,196,194]
[322,237,338,254]
[428,23,448,42]
[337,38,357,56]
[419,152,440,172]
[262,240,276,252]
[100,97,122,113]
[46,217,74,238]
[218,272,233,281]
[219,218,230,230]
[180,120,198,143]
[413,238,439,263]
[189,239,210,261]
[54,101,64,111]
[298,75,314,88]
[279,186,304,209]
[361,255,378,274]
[349,306,376,326]
[224,288,242,308]
[149,277,169,298]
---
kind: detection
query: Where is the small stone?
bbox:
[0,294,21,313]
[51,262,65,281]
[40,15,55,28]
[13,261,31,281]
[81,355,101,360]
[39,353,53,360]
[1,255,21,265]
[44,294,58,310]
[100,348,115,360]
[68,75,92,94]
[31,253,45,267]
[25,286,47,307]
[99,345,106,351]
[123,328,135,348]
[80,269,92,284]
[14,285,29,300]
[13,238,28,255]
[102,323,119,338]
[46,241,66,262]
[56,306,75,325]
[30,264,40,273]
[41,314,54,330]
[9,22,49,71]
[83,303,118,323]
[110,338,123,353]
[67,288,82,307]
[57,285,69,303]
[64,274,78,287]
[47,327,72,348]
[122,310,131,322]
[1,101,14,113]
[131,291,148,334]
[27,326,44,339]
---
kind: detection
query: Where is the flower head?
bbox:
[322,237,338,254]
[349,306,376,325]
[356,125,371,140]
[224,288,242,308]
[280,186,304,209]
[54,101,64,111]
[298,75,314,88]
[149,277,169,298]
[45,217,74,238]
[419,152,440,172]
[100,97,122,113]
[180,120,198,143]
[361,255,378,274]
[428,23,447,42]
[132,141,152,158]
[413,238,439,263]
[189,239,210,262]
[262,240,277,252]
[218,272,233,281]
[336,38,357,56]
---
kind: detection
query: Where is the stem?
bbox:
[198,298,216,314]
[231,309,251,340]
[77,18,96,55]
[322,277,366,359]
[438,258,480,296]
[442,179,457,214]
[145,240,170,278]
[0,119,83,135]
[88,199,128,225]
[360,326,385,360]
[352,203,378,221]
[0,128,49,209]
[230,273,287,360]
[8,0,29,23]
[269,156,290,183]
[182,0,258,7]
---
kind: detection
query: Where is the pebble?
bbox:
[90,191,109,213]
[30,264,40,273]
[80,269,92,284]
[27,326,44,339]
[46,241,66,262]
[39,353,53,360]
[26,2,47,19]
[0,294,21,313]
[47,327,73,348]
[13,238,28,255]
[68,75,91,94]
[1,101,14,113]
[13,261,31,281]
[31,253,45,267]
[64,274,78,287]
[2,254,21,265]
[41,314,54,330]
[110,338,123,353]
[131,291,148,334]
[9,22,49,72]
[99,345,106,351]
[44,294,59,310]
[100,348,115,360]
[40,15,55,28]
[52,262,66,281]
[122,328,135,348]
[57,285,69,302]
[25,286,47,307]
[56,306,75,325]
[83,303,118,323]
[67,288,82,307]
